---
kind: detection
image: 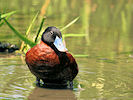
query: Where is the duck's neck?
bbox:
[41,41,70,65]
[50,43,63,56]
[50,43,70,65]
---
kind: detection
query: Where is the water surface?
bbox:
[0,0,133,100]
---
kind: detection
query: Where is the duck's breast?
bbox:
[25,42,60,67]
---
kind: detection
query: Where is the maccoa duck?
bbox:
[0,42,19,53]
[25,27,78,89]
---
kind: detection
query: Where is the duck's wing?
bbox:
[56,52,78,81]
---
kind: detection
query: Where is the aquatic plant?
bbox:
[60,17,79,31]
[0,11,16,19]
[34,16,45,43]
[0,11,16,27]
[3,11,79,51]
[20,12,40,51]
[3,18,36,47]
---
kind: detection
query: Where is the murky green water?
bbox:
[1,0,133,100]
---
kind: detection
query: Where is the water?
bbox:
[1,0,133,100]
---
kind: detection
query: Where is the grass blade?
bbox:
[63,33,85,37]
[26,12,39,36]
[20,12,39,51]
[0,11,16,27]
[4,18,36,47]
[0,13,1,22]
[34,17,45,43]
[60,17,79,31]
[0,16,10,27]
[74,54,89,58]
[1,11,17,19]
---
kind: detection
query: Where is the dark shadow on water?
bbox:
[28,86,77,100]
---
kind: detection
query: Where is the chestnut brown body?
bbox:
[25,41,78,85]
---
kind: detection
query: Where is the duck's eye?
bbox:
[50,31,54,35]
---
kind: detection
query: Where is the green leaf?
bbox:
[1,11,17,19]
[26,12,39,36]
[0,13,1,22]
[60,17,79,31]
[63,33,85,37]
[74,54,89,58]
[0,22,4,27]
[0,12,15,27]
[0,11,17,27]
[3,18,36,47]
[20,12,39,51]
[34,16,45,43]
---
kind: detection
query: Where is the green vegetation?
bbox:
[1,0,133,56]
[3,18,36,47]
[1,0,133,100]
[0,11,16,27]
[0,11,16,19]
[1,11,81,55]
[34,16,45,43]
[20,12,39,51]
[60,17,79,31]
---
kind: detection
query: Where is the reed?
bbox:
[63,33,85,38]
[34,16,45,43]
[3,18,36,47]
[0,11,17,27]
[60,17,79,31]
[0,13,1,22]
[3,11,79,52]
[1,11,17,19]
[20,12,39,51]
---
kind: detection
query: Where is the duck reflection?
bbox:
[28,87,77,100]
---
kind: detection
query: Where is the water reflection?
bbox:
[28,87,77,100]
[0,54,34,99]
[91,61,105,98]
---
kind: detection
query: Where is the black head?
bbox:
[41,27,62,44]
[41,26,67,52]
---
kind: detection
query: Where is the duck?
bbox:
[0,42,19,53]
[25,27,78,89]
